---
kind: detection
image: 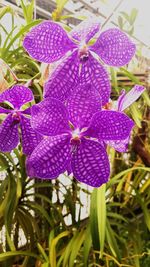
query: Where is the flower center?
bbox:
[78,43,89,63]
[70,128,81,146]
[70,136,81,146]
[12,111,20,124]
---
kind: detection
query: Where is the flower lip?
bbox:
[70,136,81,146]
[70,128,82,146]
[78,42,89,62]
[70,127,88,146]
[12,111,21,123]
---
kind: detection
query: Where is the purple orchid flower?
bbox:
[0,85,42,155]
[23,19,135,105]
[104,85,145,152]
[27,85,134,187]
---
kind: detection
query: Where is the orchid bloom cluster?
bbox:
[0,19,145,187]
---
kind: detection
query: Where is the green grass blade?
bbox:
[97,184,106,258]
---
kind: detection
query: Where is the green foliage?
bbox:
[118,8,138,36]
[0,1,150,267]
[52,0,69,21]
[19,0,35,24]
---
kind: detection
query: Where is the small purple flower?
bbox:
[23,19,135,105]
[104,85,145,152]
[0,85,42,155]
[117,84,145,112]
[27,85,134,187]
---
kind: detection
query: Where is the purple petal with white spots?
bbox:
[90,28,136,66]
[71,138,110,187]
[44,50,80,101]
[117,85,145,111]
[22,107,32,115]
[31,98,70,136]
[23,21,76,63]
[70,19,101,43]
[27,134,71,179]
[66,84,101,129]
[80,53,111,105]
[106,136,130,152]
[0,114,19,152]
[87,110,134,140]
[20,115,43,155]
[0,85,33,109]
[0,107,11,114]
[66,161,72,175]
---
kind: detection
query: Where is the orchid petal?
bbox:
[70,19,101,43]
[80,53,111,105]
[20,115,43,155]
[71,138,110,187]
[0,85,33,109]
[27,134,71,179]
[22,107,32,115]
[31,98,70,136]
[44,50,80,101]
[0,107,11,114]
[0,114,19,152]
[66,161,72,175]
[23,21,76,63]
[91,28,135,66]
[87,110,134,140]
[118,85,145,111]
[106,136,130,152]
[66,84,101,129]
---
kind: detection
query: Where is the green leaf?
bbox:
[142,90,150,106]
[0,6,13,19]
[97,184,106,258]
[134,188,150,231]
[4,175,17,251]
[69,229,85,267]
[0,178,10,219]
[130,102,142,128]
[62,232,77,267]
[128,26,134,35]
[107,212,128,223]
[83,225,92,267]
[20,0,35,24]
[2,25,17,50]
[0,251,41,262]
[106,219,121,260]
[23,201,54,227]
[26,181,53,191]
[90,189,100,250]
[110,68,118,93]
[120,68,141,84]
[56,0,68,11]
[118,16,123,29]
[108,167,150,188]
[49,231,70,267]
[17,208,37,247]
[37,243,49,262]
[1,19,42,59]
[0,154,9,171]
[42,263,49,267]
[130,8,138,24]
[120,11,130,22]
